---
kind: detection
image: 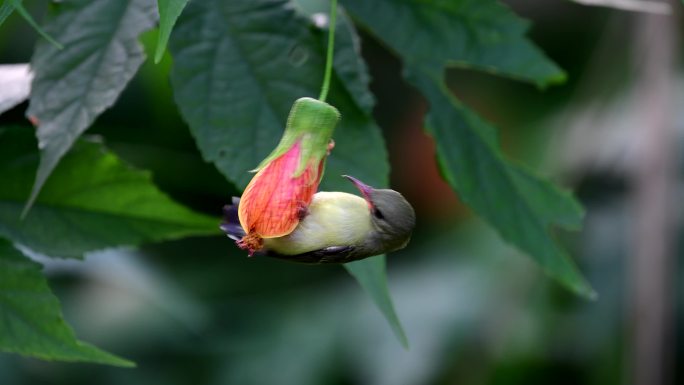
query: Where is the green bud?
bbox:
[253,97,340,177]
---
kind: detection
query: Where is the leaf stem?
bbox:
[318,0,337,102]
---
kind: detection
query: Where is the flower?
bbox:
[236,97,339,255]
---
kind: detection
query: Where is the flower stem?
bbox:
[318,0,338,102]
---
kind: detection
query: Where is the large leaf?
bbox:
[0,238,133,366]
[154,0,189,63]
[170,0,405,342]
[409,72,594,298]
[24,0,157,214]
[341,0,565,87]
[508,166,585,231]
[341,0,593,297]
[0,126,218,259]
[169,0,387,190]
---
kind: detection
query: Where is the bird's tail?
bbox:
[220,197,246,241]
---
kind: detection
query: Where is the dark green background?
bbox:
[1,1,682,384]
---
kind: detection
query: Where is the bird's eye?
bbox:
[373,208,385,220]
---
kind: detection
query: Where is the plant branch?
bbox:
[318,0,337,102]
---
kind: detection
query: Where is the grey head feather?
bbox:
[365,189,416,253]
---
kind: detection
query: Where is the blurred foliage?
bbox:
[0,239,132,367]
[1,0,682,384]
[23,0,157,212]
[0,127,218,259]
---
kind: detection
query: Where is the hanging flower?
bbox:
[236,97,339,255]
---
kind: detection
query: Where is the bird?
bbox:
[221,175,416,263]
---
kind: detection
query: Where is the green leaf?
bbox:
[508,165,585,231]
[340,0,592,297]
[345,256,409,348]
[24,0,158,215]
[169,0,387,190]
[408,72,594,298]
[9,0,63,49]
[0,126,218,259]
[340,0,566,87]
[0,238,134,366]
[0,0,15,27]
[155,0,188,64]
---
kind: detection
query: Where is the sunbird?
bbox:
[221,175,416,263]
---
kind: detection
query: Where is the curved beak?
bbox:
[342,175,374,203]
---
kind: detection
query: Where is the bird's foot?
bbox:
[296,201,309,221]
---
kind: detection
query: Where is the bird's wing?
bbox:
[264,245,357,264]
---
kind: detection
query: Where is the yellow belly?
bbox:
[264,191,372,255]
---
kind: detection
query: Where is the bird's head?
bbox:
[343,175,416,252]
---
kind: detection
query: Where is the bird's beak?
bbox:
[342,175,374,204]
